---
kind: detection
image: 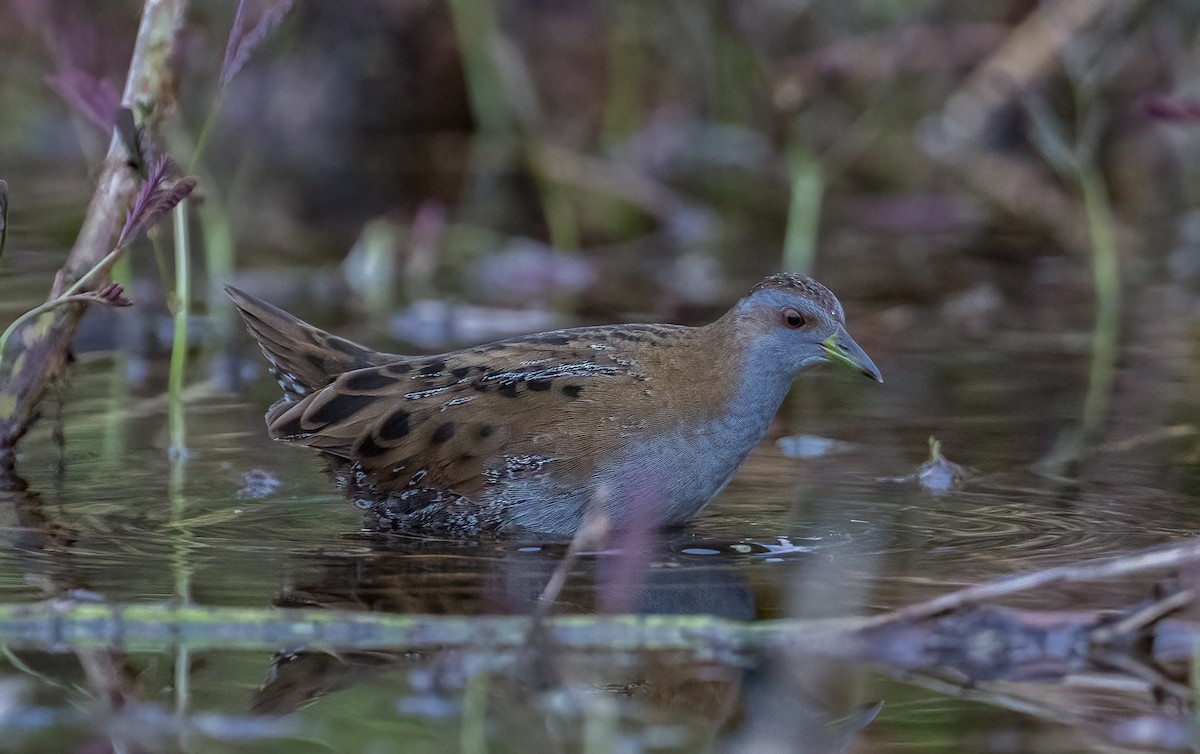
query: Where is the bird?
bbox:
[226,273,881,535]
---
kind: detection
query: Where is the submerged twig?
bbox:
[1,539,1198,655]
[865,538,1200,627]
[535,494,609,612]
[0,600,806,654]
[1094,589,1195,645]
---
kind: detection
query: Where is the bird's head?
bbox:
[730,273,882,382]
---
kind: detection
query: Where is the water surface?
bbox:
[2,262,1196,752]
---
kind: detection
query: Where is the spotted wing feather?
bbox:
[265,333,651,497]
[226,285,400,400]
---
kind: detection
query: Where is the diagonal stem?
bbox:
[0,0,188,452]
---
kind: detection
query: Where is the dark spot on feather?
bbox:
[472,382,490,393]
[329,338,363,356]
[451,366,471,379]
[431,422,456,443]
[479,425,495,438]
[379,410,411,440]
[344,370,396,391]
[458,453,475,462]
[420,360,446,376]
[306,353,327,372]
[527,379,552,391]
[272,412,307,437]
[498,382,520,398]
[562,384,583,399]
[356,434,389,457]
[307,393,373,425]
[387,362,412,375]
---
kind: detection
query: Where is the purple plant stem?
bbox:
[0,0,189,454]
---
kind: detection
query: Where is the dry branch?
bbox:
[923,0,1140,255]
[0,0,188,454]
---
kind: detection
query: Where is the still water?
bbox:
[1,260,1198,753]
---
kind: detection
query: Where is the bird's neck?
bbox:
[689,318,795,450]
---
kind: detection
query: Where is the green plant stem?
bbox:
[198,188,235,348]
[168,199,190,456]
[1078,164,1120,446]
[188,94,225,176]
[782,146,823,276]
[168,199,193,733]
[536,171,579,251]
[582,694,618,754]
[1042,161,1121,473]
[460,670,490,754]
[601,9,640,145]
[446,0,512,135]
[0,245,126,360]
[166,112,238,353]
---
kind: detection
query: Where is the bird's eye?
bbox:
[782,307,806,329]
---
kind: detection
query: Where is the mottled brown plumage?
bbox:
[227,274,880,535]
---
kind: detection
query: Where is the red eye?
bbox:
[782,307,806,329]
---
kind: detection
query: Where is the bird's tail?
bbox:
[225,285,397,401]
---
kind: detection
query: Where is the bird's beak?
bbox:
[821,330,882,383]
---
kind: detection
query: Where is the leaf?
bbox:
[44,70,121,134]
[221,0,294,90]
[118,156,197,246]
[78,283,134,308]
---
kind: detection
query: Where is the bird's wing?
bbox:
[265,332,655,496]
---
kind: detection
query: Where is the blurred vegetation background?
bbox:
[2,0,1200,437]
[4,5,1200,750]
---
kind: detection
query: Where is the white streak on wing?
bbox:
[404,386,453,400]
[269,367,310,398]
[440,396,475,411]
[481,362,626,383]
